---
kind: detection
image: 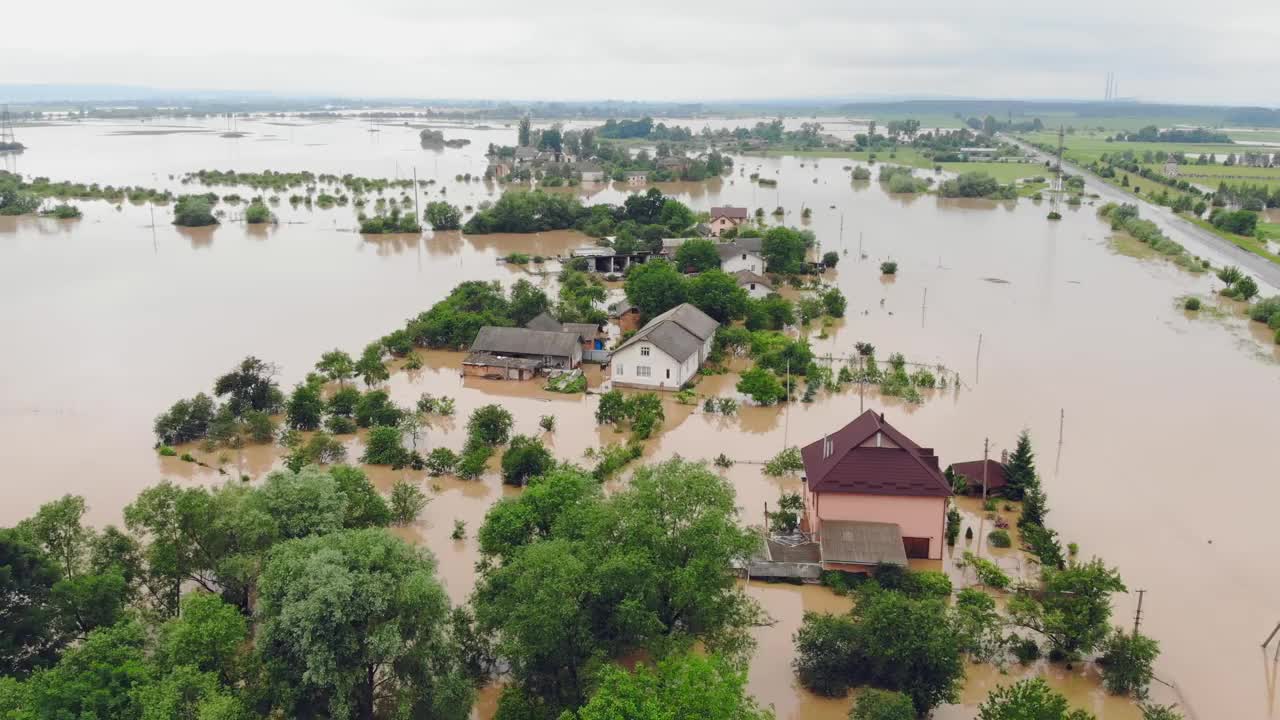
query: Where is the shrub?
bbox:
[389,480,428,524]
[355,390,403,428]
[946,504,961,546]
[467,404,513,446]
[1183,297,1201,311]
[737,367,786,406]
[44,203,82,219]
[591,441,643,480]
[361,426,411,466]
[1099,629,1160,697]
[173,194,218,226]
[425,447,459,476]
[451,519,466,540]
[852,166,872,180]
[1047,211,1062,220]
[425,201,462,230]
[962,551,1010,589]
[764,447,804,476]
[821,251,839,268]
[987,529,1012,548]
[158,445,177,456]
[244,201,271,224]
[851,689,916,720]
[457,443,491,480]
[1012,637,1041,664]
[880,261,898,275]
[538,415,556,432]
[326,415,357,435]
[500,435,554,486]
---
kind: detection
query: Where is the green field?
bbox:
[1142,163,1280,191]
[1019,131,1242,165]
[1227,130,1280,144]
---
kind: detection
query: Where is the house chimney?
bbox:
[1001,449,1008,464]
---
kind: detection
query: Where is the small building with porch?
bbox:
[464,326,583,379]
[801,410,951,569]
[947,454,1008,496]
[570,246,650,274]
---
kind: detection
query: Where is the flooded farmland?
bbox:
[3,115,1280,719]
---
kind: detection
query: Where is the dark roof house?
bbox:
[711,206,749,220]
[802,410,950,497]
[612,303,718,363]
[947,459,1008,494]
[470,326,582,360]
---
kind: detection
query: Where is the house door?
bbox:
[902,537,931,559]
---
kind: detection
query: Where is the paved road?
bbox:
[1002,134,1280,291]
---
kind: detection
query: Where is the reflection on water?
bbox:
[1,116,1277,719]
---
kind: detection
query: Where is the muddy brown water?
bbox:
[3,116,1279,719]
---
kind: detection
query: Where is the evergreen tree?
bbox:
[1004,430,1036,500]
[1018,483,1048,529]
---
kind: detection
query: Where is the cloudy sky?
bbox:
[3,0,1277,105]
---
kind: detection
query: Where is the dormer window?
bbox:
[640,345,650,357]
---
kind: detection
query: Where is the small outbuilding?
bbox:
[733,269,774,299]
[465,326,583,379]
[947,456,1009,496]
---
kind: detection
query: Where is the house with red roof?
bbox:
[947,455,1008,496]
[801,410,951,569]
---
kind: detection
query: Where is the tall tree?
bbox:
[0,530,63,677]
[1008,558,1126,658]
[1004,430,1037,500]
[257,529,473,720]
[624,259,687,319]
[518,115,532,146]
[977,678,1096,720]
[573,654,772,720]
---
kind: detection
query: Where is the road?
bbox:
[1002,134,1280,291]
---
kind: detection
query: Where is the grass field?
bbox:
[1019,131,1242,165]
[1141,163,1280,191]
[1227,130,1280,144]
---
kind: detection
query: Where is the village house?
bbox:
[708,206,748,237]
[716,237,765,274]
[486,158,512,179]
[657,156,689,173]
[576,162,605,183]
[623,170,649,185]
[464,326,583,380]
[733,269,773,299]
[800,410,951,569]
[947,452,1009,496]
[525,311,607,352]
[609,301,643,334]
[513,146,538,164]
[611,303,717,390]
[570,246,649,274]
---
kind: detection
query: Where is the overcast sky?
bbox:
[4,0,1277,106]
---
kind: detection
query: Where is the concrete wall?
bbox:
[613,343,697,390]
[806,490,947,560]
[722,252,763,274]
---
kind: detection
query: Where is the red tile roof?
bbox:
[710,205,748,220]
[801,410,951,497]
[947,459,1008,491]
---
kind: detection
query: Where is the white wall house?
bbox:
[734,270,774,299]
[717,239,765,274]
[611,303,718,390]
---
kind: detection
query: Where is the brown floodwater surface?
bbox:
[2,117,1279,719]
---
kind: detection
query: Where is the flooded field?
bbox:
[3,116,1280,719]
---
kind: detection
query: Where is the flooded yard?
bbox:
[3,116,1279,719]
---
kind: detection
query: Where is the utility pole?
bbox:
[1133,589,1147,635]
[1058,409,1065,446]
[975,333,983,384]
[783,358,791,450]
[413,167,420,226]
[982,438,990,501]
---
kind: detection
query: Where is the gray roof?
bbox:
[715,238,763,259]
[514,147,538,159]
[609,300,637,316]
[733,270,773,290]
[525,312,562,332]
[819,520,908,567]
[562,322,601,338]
[613,303,718,363]
[463,352,543,371]
[471,326,579,358]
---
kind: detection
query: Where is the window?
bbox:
[640,345,650,357]
[616,364,623,376]
[741,253,747,260]
[665,369,670,379]
[636,366,652,378]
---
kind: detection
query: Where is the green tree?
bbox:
[361,425,411,466]
[354,389,403,428]
[673,238,721,273]
[478,467,601,562]
[1004,430,1037,500]
[425,201,462,230]
[330,465,392,528]
[1008,558,1126,658]
[850,689,916,720]
[737,367,786,405]
[624,259,687,319]
[285,381,324,430]
[977,678,1096,720]
[501,435,554,486]
[761,226,809,274]
[595,389,629,426]
[213,356,282,417]
[154,592,248,684]
[173,194,218,226]
[0,530,64,676]
[518,115,532,146]
[1099,628,1160,697]
[355,342,389,386]
[256,529,473,720]
[509,278,552,326]
[467,404,514,446]
[573,654,772,720]
[316,349,356,384]
[389,480,429,525]
[686,270,748,323]
[13,619,150,720]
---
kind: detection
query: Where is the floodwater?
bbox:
[4,116,1280,719]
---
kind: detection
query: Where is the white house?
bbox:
[733,270,774,299]
[576,163,605,183]
[611,303,718,390]
[717,238,765,274]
